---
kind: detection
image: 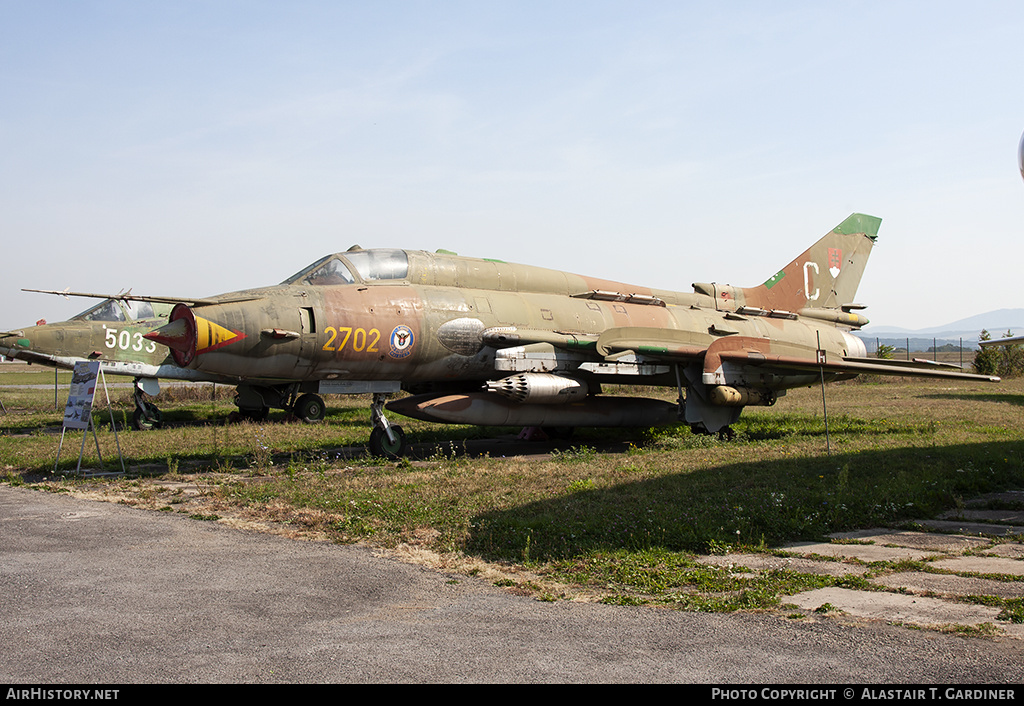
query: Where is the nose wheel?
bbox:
[369,424,406,458]
[131,378,162,430]
[368,392,407,458]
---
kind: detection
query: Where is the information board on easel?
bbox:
[55,360,125,475]
[63,361,99,430]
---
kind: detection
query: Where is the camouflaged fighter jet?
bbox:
[125,212,997,457]
[0,295,236,430]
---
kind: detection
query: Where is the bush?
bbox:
[974,329,1024,377]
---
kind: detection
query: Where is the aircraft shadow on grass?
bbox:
[464,440,1024,562]
[923,391,1024,408]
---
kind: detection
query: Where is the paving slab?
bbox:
[694,508,1024,638]
[929,556,1024,576]
[783,587,1003,628]
[966,490,1024,507]
[873,571,1024,599]
[780,541,939,563]
[987,543,1024,559]
[828,529,992,553]
[917,519,1024,536]
[940,509,1024,524]
[697,553,868,577]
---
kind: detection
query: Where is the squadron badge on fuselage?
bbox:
[388,325,414,359]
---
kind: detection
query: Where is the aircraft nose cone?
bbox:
[143,304,198,365]
[0,332,18,357]
[143,317,193,353]
[143,303,247,367]
[0,326,49,364]
[0,329,28,346]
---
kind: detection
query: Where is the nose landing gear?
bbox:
[369,392,406,458]
[131,378,162,430]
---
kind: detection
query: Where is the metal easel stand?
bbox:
[55,369,126,476]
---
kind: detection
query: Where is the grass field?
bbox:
[3,360,1023,612]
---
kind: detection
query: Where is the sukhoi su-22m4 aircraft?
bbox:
[121,212,996,457]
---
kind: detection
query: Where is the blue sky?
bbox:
[2,1,1023,332]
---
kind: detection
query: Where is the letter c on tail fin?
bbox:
[741,213,880,313]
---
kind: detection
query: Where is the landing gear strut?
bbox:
[225,382,406,457]
[368,392,406,458]
[131,378,162,430]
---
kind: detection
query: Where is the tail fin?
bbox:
[738,213,879,313]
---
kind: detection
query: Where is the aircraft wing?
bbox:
[745,355,1000,382]
[22,288,262,307]
[580,329,1001,383]
[0,347,80,369]
[979,335,1024,347]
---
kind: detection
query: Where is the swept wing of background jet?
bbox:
[979,334,1024,347]
[122,213,998,456]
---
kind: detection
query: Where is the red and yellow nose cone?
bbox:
[144,303,246,366]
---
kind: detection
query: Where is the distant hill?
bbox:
[860,308,1024,338]
[854,308,1024,353]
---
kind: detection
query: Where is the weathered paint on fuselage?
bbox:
[174,249,864,395]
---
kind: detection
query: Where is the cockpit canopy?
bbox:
[73,299,172,323]
[284,249,409,286]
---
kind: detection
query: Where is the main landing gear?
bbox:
[229,383,407,458]
[369,392,406,458]
[293,393,326,423]
[230,383,326,424]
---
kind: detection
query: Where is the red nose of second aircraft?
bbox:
[143,303,246,367]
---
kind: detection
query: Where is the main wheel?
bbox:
[132,405,162,431]
[294,394,326,423]
[369,425,406,459]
